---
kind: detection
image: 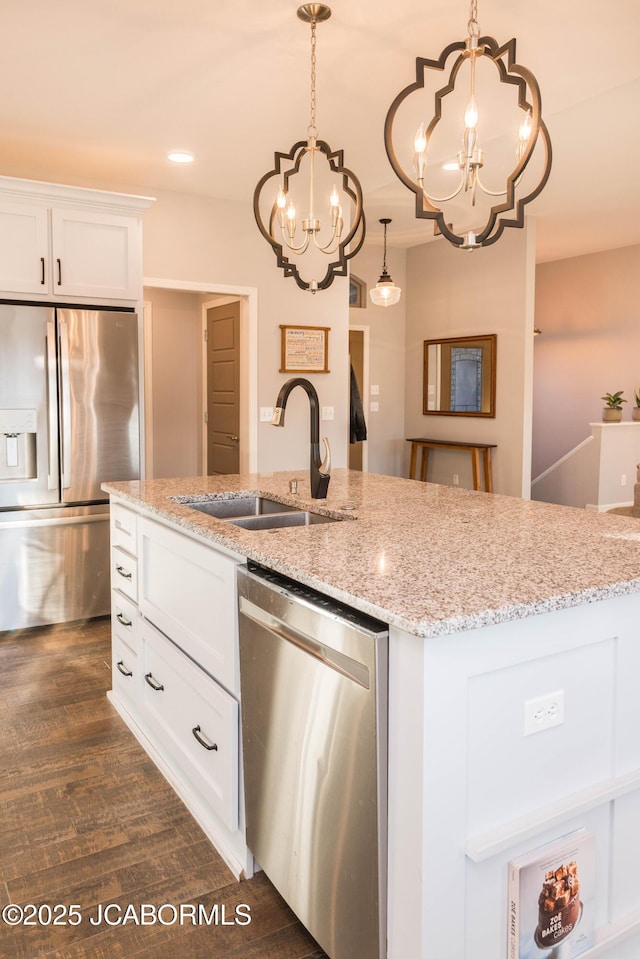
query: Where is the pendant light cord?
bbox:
[467,0,480,38]
[308,17,318,139]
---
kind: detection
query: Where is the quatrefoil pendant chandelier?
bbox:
[253,4,366,292]
[384,0,552,250]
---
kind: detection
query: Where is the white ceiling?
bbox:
[1,0,639,261]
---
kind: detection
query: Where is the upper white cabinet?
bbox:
[51,208,139,300]
[0,176,154,303]
[0,202,49,294]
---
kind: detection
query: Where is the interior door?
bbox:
[206,302,240,475]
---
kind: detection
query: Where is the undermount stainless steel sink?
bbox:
[173,495,343,530]
[179,496,298,519]
[228,510,339,530]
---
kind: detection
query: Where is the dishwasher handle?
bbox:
[239,595,370,689]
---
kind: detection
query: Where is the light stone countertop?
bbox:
[103,469,640,639]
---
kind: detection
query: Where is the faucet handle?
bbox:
[320,437,331,475]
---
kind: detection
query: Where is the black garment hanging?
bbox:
[349,363,367,444]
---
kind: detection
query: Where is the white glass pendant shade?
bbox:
[370,273,402,307]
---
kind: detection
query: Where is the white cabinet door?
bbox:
[139,517,240,696]
[51,208,140,300]
[0,202,49,294]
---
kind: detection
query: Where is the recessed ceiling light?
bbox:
[168,152,194,164]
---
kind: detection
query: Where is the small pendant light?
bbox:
[369,218,401,307]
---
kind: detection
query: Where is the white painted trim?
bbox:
[144,277,258,475]
[586,501,634,513]
[571,911,640,958]
[531,434,594,487]
[144,276,255,298]
[0,174,155,215]
[200,303,209,474]
[466,767,640,863]
[142,301,153,479]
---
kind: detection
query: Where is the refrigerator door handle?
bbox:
[59,318,72,489]
[46,318,59,491]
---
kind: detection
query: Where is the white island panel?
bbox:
[387,593,640,959]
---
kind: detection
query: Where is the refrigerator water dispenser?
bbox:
[0,409,37,481]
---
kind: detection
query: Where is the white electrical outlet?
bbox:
[621,474,627,487]
[452,474,459,485]
[524,690,565,736]
[371,384,380,395]
[259,407,274,422]
[370,402,379,412]
[321,406,334,421]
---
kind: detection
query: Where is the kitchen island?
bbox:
[104,469,640,959]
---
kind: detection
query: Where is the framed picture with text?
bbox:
[280,325,330,374]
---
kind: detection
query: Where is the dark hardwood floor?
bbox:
[0,618,326,959]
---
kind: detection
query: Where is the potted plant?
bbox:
[601,391,626,422]
[634,388,640,422]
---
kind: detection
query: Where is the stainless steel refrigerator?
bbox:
[0,303,140,632]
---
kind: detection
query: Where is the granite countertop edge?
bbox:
[103,471,640,639]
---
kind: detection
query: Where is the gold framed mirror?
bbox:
[423,334,496,417]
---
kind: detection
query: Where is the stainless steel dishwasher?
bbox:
[237,562,388,959]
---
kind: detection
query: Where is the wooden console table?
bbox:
[407,437,497,492]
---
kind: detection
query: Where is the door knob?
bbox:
[226,434,239,442]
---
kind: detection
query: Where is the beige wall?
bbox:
[144,287,208,479]
[349,242,407,477]
[404,225,536,498]
[142,189,350,479]
[533,244,640,478]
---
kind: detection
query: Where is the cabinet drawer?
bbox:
[111,502,138,556]
[139,517,240,695]
[112,632,140,711]
[141,618,239,832]
[111,590,140,653]
[111,546,138,603]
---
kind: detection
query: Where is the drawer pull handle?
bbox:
[145,672,164,692]
[57,258,62,286]
[192,725,218,751]
[116,612,133,628]
[40,256,46,285]
[116,565,132,580]
[117,660,133,677]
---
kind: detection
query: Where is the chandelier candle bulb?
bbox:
[518,113,533,159]
[464,96,479,130]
